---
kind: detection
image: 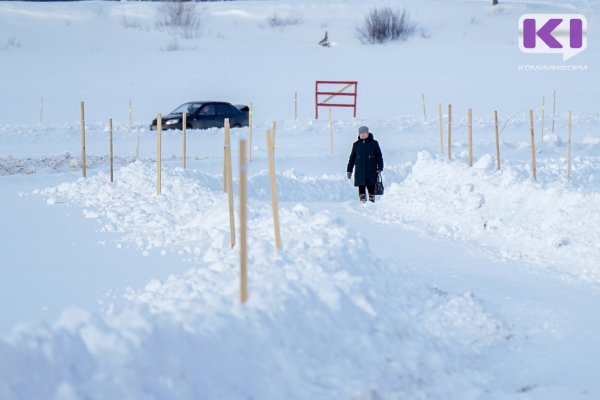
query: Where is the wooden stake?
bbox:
[552,89,556,134]
[294,92,298,120]
[157,113,162,195]
[80,101,86,178]
[541,95,545,143]
[109,118,113,183]
[494,110,500,171]
[439,102,444,154]
[329,109,334,155]
[568,111,572,179]
[267,129,282,250]
[248,102,253,161]
[182,112,187,169]
[128,99,133,132]
[468,108,473,167]
[447,104,452,160]
[239,139,248,304]
[223,125,228,193]
[529,110,537,181]
[225,118,235,248]
[422,94,427,122]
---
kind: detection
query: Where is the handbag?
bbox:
[375,172,384,195]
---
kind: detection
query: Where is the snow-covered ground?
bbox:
[1,1,600,398]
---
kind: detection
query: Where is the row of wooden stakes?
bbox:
[439,104,573,181]
[79,99,279,304]
[153,114,280,305]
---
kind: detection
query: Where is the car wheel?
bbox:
[232,123,242,128]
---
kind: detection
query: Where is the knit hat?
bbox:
[358,126,369,134]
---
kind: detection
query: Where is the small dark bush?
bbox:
[156,0,202,39]
[357,6,416,44]
[1,37,21,51]
[267,13,302,29]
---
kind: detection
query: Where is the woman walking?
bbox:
[346,126,384,203]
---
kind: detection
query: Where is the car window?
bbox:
[171,103,190,114]
[187,103,202,114]
[216,103,235,115]
[199,104,215,116]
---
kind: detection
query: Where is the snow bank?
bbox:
[371,152,600,282]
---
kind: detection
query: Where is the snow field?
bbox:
[2,0,600,397]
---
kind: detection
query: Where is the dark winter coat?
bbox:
[347,133,384,186]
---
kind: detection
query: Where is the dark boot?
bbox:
[369,194,375,203]
[359,194,366,203]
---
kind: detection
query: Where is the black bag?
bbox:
[375,172,384,195]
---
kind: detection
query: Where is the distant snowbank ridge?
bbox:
[0,161,512,399]
[0,152,136,175]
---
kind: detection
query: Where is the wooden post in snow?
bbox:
[447,104,452,160]
[468,108,473,167]
[109,118,114,183]
[80,101,87,178]
[494,110,500,171]
[223,125,228,193]
[439,103,444,154]
[267,129,282,250]
[225,118,235,248]
[157,113,162,195]
[239,139,248,304]
[529,110,537,181]
[182,112,187,169]
[568,111,572,179]
[422,94,427,122]
[294,92,298,120]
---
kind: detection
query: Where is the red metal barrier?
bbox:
[315,80,358,119]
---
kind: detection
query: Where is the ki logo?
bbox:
[519,14,588,61]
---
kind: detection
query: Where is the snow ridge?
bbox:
[370,151,600,282]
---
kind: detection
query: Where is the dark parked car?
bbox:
[150,101,249,131]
